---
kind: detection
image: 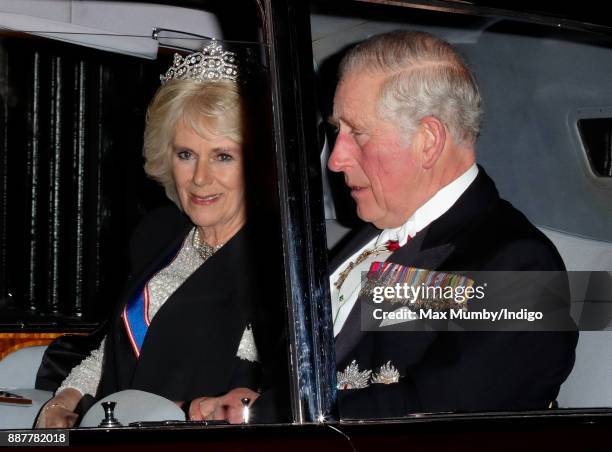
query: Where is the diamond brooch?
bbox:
[371,361,400,385]
[337,360,372,390]
[337,360,400,390]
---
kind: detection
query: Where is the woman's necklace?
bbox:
[192,228,225,261]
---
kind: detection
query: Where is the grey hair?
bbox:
[143,79,245,206]
[339,30,482,145]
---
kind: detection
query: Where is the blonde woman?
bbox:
[36,42,285,427]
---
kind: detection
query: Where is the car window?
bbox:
[311,0,612,420]
[0,0,293,429]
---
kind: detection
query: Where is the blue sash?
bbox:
[122,286,150,358]
[122,240,184,358]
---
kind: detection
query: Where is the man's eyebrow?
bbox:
[327,115,339,127]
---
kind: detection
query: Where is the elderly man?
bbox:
[328,30,577,418]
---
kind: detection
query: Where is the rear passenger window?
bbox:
[0,0,293,429]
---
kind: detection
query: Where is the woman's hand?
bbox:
[35,388,82,429]
[188,387,259,424]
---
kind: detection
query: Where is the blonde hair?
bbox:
[143,79,245,205]
[339,30,482,145]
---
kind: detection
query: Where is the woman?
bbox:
[36,41,285,428]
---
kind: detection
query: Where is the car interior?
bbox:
[0,0,611,429]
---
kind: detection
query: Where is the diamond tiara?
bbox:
[160,40,239,85]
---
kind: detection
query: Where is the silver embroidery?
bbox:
[58,228,206,396]
[236,324,259,362]
[147,228,204,319]
[337,360,372,390]
[57,338,106,396]
[371,361,400,385]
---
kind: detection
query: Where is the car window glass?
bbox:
[311,0,612,420]
[0,0,292,429]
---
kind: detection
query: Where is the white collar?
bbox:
[376,163,478,247]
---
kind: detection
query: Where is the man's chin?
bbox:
[356,207,384,229]
[356,209,406,230]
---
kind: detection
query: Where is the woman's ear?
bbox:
[418,116,446,169]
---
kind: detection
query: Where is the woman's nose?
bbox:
[193,160,212,186]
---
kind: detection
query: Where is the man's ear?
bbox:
[417,116,446,169]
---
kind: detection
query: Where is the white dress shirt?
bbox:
[329,164,479,336]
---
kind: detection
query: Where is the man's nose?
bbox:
[193,160,212,186]
[328,135,351,173]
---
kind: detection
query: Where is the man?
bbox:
[327,30,577,418]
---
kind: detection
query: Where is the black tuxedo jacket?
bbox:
[332,167,578,418]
